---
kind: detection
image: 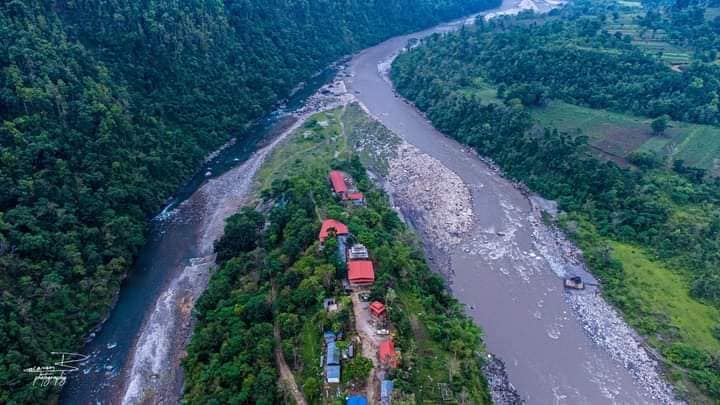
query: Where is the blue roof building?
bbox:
[327,364,341,383]
[327,341,340,365]
[347,395,368,405]
[381,380,394,404]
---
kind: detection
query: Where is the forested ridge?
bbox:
[400,1,720,124]
[184,152,490,403]
[0,0,500,402]
[392,1,720,400]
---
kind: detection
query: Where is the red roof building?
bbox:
[379,339,399,368]
[369,301,386,318]
[345,192,365,203]
[319,219,349,243]
[348,260,375,285]
[329,170,347,195]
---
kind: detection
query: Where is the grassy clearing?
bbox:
[609,241,720,353]
[254,108,349,193]
[531,100,648,144]
[462,76,720,171]
[529,101,720,171]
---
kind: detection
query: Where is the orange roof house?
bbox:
[369,301,386,318]
[379,339,399,368]
[329,170,348,195]
[319,219,349,243]
[348,260,375,285]
[345,192,365,205]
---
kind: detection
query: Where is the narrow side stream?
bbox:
[59,68,336,405]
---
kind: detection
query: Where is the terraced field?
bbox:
[464,74,720,174]
[603,1,694,66]
[531,101,720,174]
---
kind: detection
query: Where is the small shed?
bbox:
[324,298,338,312]
[369,301,386,318]
[348,244,369,260]
[348,260,375,286]
[381,380,394,404]
[564,276,585,290]
[347,395,368,405]
[345,192,365,205]
[327,341,340,366]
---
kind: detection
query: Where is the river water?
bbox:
[59,0,676,404]
[345,0,674,403]
[59,68,336,404]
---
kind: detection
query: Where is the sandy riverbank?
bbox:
[118,85,355,404]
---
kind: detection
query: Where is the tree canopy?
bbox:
[0,0,501,402]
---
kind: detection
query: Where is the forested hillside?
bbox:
[638,0,720,60]
[183,113,491,403]
[392,0,720,400]
[0,0,499,402]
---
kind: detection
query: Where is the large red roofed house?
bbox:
[347,260,375,285]
[379,339,399,368]
[329,170,347,195]
[319,219,349,243]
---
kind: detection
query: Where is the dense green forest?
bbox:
[411,1,720,124]
[184,150,490,403]
[392,1,720,400]
[0,0,502,402]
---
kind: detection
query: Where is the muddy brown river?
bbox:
[344,0,676,403]
[60,0,678,403]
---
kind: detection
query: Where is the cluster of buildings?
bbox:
[329,170,366,206]
[320,170,397,404]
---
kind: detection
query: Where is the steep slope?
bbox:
[0,0,499,402]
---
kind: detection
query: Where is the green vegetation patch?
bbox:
[609,241,720,353]
[184,106,492,404]
[531,100,720,171]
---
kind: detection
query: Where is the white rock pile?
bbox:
[388,142,473,249]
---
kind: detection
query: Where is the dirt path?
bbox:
[272,286,307,405]
[350,292,380,403]
[274,323,307,405]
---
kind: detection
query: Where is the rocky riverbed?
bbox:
[344,3,683,398]
[388,141,474,249]
[351,100,680,403]
[117,80,356,404]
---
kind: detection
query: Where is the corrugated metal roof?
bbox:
[319,219,349,242]
[327,341,340,365]
[381,380,394,399]
[348,260,375,284]
[327,365,341,383]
